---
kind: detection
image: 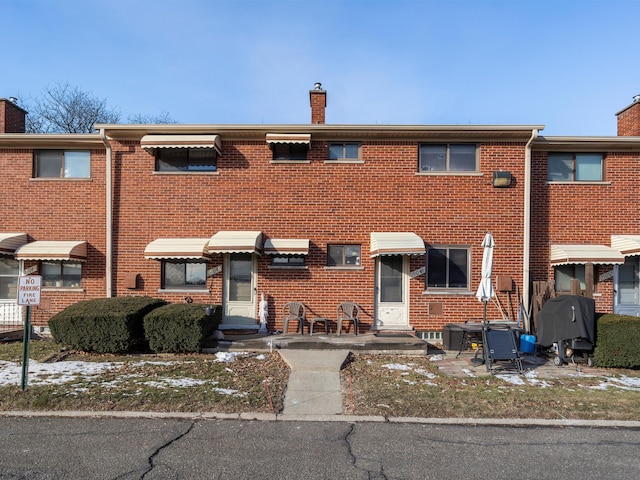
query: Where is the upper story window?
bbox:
[161,260,207,289]
[156,148,217,172]
[327,245,361,267]
[328,142,360,161]
[419,144,477,172]
[547,153,604,182]
[42,261,82,288]
[272,143,308,161]
[426,246,470,290]
[34,150,90,178]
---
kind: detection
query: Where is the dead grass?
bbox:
[341,353,640,420]
[2,341,640,419]
[0,340,289,413]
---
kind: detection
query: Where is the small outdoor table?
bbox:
[309,317,330,335]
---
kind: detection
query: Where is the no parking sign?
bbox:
[17,275,42,305]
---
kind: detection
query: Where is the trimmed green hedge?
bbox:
[49,297,167,353]
[143,303,220,353]
[593,314,640,368]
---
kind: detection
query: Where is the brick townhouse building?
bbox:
[1,86,640,339]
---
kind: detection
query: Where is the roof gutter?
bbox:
[522,128,539,332]
[98,128,113,298]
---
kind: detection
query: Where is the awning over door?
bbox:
[263,238,309,256]
[0,233,28,255]
[140,135,222,154]
[208,231,262,254]
[611,235,640,256]
[15,241,87,261]
[550,244,625,265]
[265,133,311,145]
[369,232,425,257]
[144,238,210,260]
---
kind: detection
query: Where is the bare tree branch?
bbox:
[25,82,121,133]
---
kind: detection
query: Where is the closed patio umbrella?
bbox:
[476,232,495,325]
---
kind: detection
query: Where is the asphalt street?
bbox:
[1,416,639,479]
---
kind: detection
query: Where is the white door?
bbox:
[223,253,257,326]
[375,256,409,329]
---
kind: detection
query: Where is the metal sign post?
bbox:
[17,275,41,391]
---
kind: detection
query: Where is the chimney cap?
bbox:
[8,97,18,104]
[633,94,640,103]
[313,82,323,91]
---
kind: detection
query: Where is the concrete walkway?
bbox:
[278,350,350,416]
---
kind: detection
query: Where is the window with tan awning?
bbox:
[140,135,222,154]
[144,238,211,260]
[263,239,309,256]
[15,241,87,261]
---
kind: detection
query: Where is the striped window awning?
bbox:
[263,238,309,256]
[208,231,262,254]
[140,135,222,154]
[15,241,87,262]
[144,238,211,260]
[550,244,625,265]
[370,232,425,257]
[611,235,640,256]
[0,233,28,255]
[265,133,311,145]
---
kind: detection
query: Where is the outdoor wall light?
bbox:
[492,170,512,188]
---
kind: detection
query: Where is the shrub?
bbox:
[143,303,221,353]
[49,297,166,353]
[593,314,640,368]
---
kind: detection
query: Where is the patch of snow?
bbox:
[255,354,266,360]
[429,354,444,362]
[381,363,413,371]
[142,377,208,389]
[215,352,247,363]
[494,374,526,385]
[0,359,121,387]
[414,368,437,379]
[460,368,477,378]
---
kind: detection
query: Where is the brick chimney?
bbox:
[0,97,27,133]
[616,95,640,136]
[309,82,326,124]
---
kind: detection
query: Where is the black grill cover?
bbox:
[536,295,596,347]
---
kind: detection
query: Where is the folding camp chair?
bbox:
[482,326,523,373]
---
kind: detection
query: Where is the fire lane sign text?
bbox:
[17,275,42,306]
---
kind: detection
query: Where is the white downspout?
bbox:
[522,128,538,332]
[99,128,113,298]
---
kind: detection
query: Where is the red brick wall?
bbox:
[617,101,640,136]
[0,99,26,133]
[0,147,107,325]
[530,150,640,314]
[110,138,528,332]
[309,90,326,124]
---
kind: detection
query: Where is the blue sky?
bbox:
[1,0,638,135]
